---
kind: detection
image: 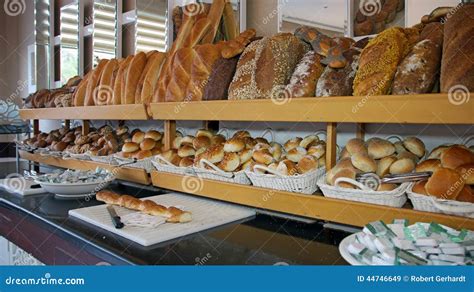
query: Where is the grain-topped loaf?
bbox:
[228,33,308,100]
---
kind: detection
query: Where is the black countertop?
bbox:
[0,162,352,265]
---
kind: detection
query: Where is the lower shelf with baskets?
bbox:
[150,171,474,230]
[19,151,151,185]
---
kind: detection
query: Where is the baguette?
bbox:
[222,0,238,40]
[84,59,109,106]
[134,51,158,103]
[96,190,192,223]
[140,52,167,104]
[201,0,226,44]
[183,17,212,47]
[113,55,133,105]
[124,52,147,104]
[221,28,256,58]
[96,59,118,105]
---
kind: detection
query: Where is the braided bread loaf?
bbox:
[96,190,192,223]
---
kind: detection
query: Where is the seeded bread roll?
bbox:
[228,34,307,100]
[285,51,323,98]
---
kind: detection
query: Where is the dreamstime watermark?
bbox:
[443,168,473,200]
[195,253,212,265]
[181,1,207,17]
[3,0,26,17]
[93,84,114,105]
[4,173,27,191]
[181,174,204,194]
[440,3,464,24]
[352,79,387,114]
[448,84,470,106]
[359,0,382,17]
[270,85,292,106]
[262,190,275,202]
[4,273,85,286]
[263,0,289,25]
[357,173,379,190]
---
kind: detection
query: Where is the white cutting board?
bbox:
[69,193,255,246]
[0,178,44,196]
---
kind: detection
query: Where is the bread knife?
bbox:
[106,205,124,229]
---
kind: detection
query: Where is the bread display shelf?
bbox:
[151,171,474,230]
[150,93,473,124]
[19,151,150,185]
[19,104,149,120]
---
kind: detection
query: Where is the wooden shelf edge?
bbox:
[20,151,151,185]
[151,171,474,230]
[19,104,149,120]
[149,93,474,124]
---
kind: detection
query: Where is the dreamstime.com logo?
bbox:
[359,0,382,17]
[181,174,204,194]
[181,1,207,17]
[448,84,470,106]
[5,173,27,191]
[270,85,292,106]
[4,0,26,16]
[4,273,85,286]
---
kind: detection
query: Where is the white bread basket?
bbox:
[193,159,251,185]
[317,176,409,207]
[246,165,325,194]
[89,154,119,166]
[407,184,474,218]
[62,152,91,161]
[151,155,194,176]
[113,155,154,172]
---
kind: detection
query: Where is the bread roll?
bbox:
[132,131,145,144]
[124,52,147,104]
[428,145,449,160]
[140,138,156,151]
[181,135,195,145]
[376,156,397,177]
[377,184,398,191]
[178,144,196,158]
[277,160,298,176]
[287,147,307,163]
[403,137,425,158]
[145,130,162,141]
[224,137,245,153]
[441,145,474,169]
[122,142,139,153]
[211,134,226,146]
[345,138,367,156]
[456,163,474,185]
[425,167,465,200]
[330,168,357,189]
[238,148,253,164]
[217,152,240,172]
[412,180,428,195]
[456,185,474,203]
[196,129,214,139]
[326,158,355,184]
[193,136,211,150]
[134,150,152,160]
[297,155,318,174]
[252,149,274,165]
[204,145,225,164]
[351,153,377,173]
[389,158,415,174]
[415,159,441,173]
[397,151,419,163]
[299,135,319,149]
[284,137,303,152]
[367,138,395,159]
[270,142,283,161]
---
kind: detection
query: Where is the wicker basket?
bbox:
[318,176,409,207]
[193,159,251,185]
[246,165,325,194]
[62,152,91,161]
[407,185,474,218]
[89,154,119,165]
[151,155,194,176]
[113,155,154,172]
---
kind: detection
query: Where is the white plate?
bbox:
[339,233,364,265]
[35,178,114,197]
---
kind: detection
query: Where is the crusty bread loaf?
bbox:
[84,59,109,106]
[419,22,444,45]
[201,0,226,44]
[139,52,167,104]
[203,56,239,100]
[73,71,91,106]
[285,51,323,98]
[353,27,408,96]
[221,29,256,59]
[228,33,307,100]
[392,39,441,95]
[113,55,133,105]
[95,58,118,105]
[425,167,465,200]
[124,52,146,104]
[441,4,474,92]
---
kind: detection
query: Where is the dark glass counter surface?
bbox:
[0,162,352,265]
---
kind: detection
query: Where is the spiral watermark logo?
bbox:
[359,0,382,17]
[4,0,26,16]
[270,85,292,106]
[181,175,203,194]
[448,84,470,106]
[273,261,289,266]
[358,173,380,191]
[182,2,206,17]
[93,85,113,106]
[5,173,27,191]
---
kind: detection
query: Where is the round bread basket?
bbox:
[407,184,474,218]
[193,159,251,185]
[151,155,195,176]
[317,176,409,207]
[246,165,325,194]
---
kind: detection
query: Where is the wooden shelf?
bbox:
[20,104,149,120]
[151,171,474,230]
[20,151,150,185]
[150,93,474,124]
